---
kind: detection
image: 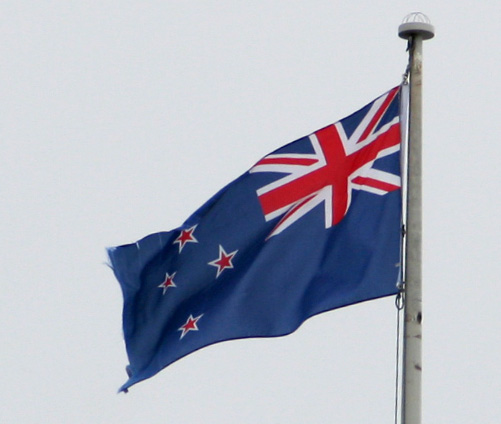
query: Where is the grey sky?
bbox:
[2,1,500,423]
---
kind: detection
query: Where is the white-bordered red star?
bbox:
[158,272,177,294]
[208,245,238,278]
[178,314,203,339]
[173,225,198,253]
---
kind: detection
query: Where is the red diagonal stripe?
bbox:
[348,124,400,172]
[352,176,400,192]
[359,87,399,143]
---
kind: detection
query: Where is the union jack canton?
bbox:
[251,86,400,237]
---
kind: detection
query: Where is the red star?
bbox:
[158,272,177,295]
[178,314,203,339]
[208,245,238,278]
[173,225,198,253]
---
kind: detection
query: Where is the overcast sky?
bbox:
[2,1,500,423]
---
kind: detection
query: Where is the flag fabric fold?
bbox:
[108,86,403,392]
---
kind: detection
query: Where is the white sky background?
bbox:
[2,1,500,423]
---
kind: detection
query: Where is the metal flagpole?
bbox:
[398,13,434,424]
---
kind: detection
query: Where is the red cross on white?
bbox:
[158,272,177,295]
[178,314,203,339]
[173,225,198,253]
[250,87,400,237]
[208,245,238,278]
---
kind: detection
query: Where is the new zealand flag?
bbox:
[108,86,402,392]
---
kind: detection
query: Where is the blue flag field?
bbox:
[108,86,403,392]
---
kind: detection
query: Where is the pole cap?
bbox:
[398,12,435,40]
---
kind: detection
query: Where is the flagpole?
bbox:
[398,13,434,424]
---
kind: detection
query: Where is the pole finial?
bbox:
[398,12,435,40]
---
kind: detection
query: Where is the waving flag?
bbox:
[108,86,402,392]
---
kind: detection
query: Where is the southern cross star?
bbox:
[208,245,238,278]
[178,314,203,339]
[158,272,177,294]
[173,225,198,253]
